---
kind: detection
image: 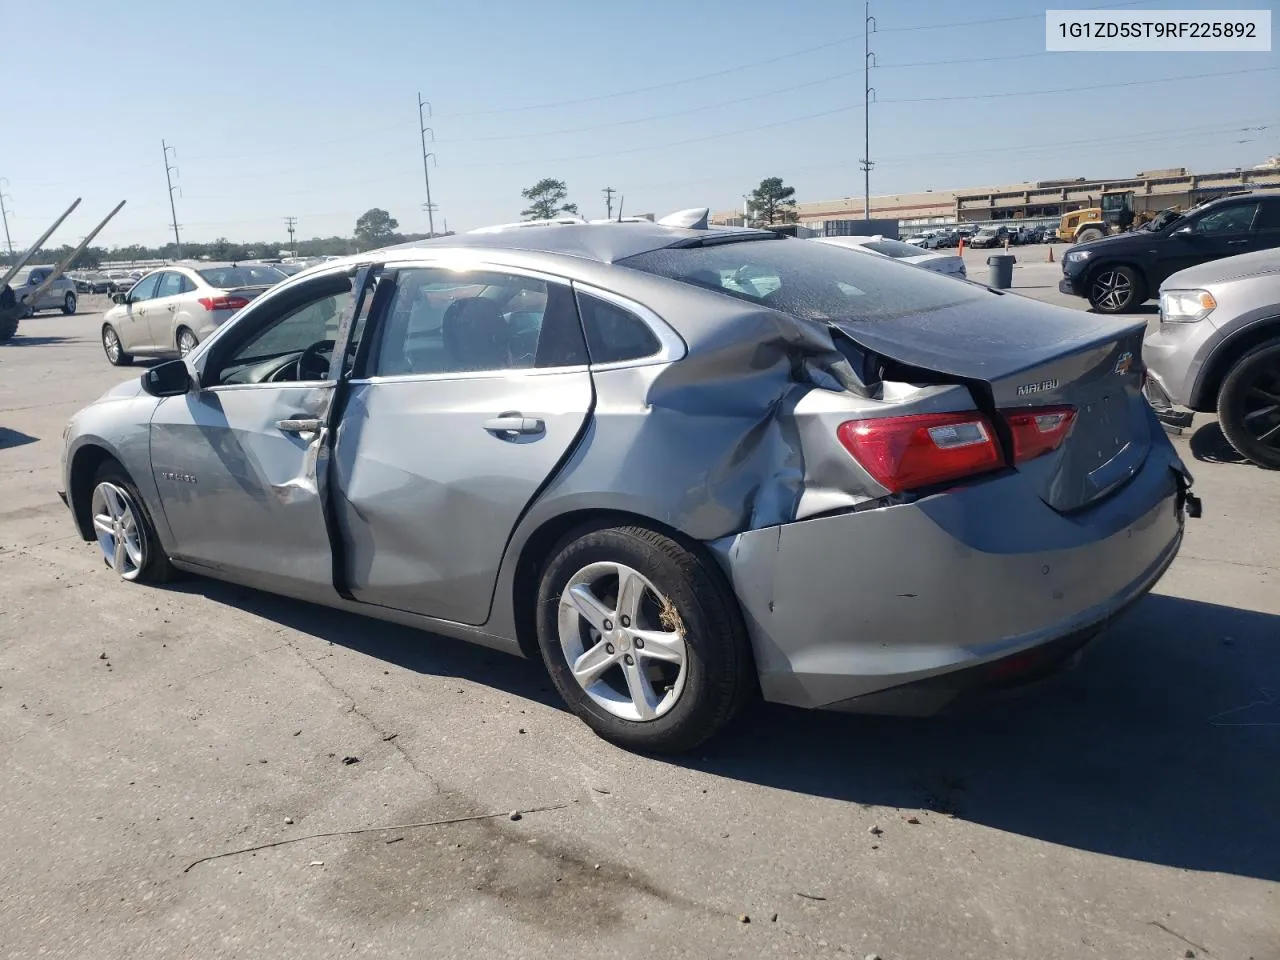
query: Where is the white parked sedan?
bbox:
[812,235,967,280]
[100,262,288,366]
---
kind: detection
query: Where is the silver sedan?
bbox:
[59,215,1198,753]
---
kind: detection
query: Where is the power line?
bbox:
[432,0,1168,119]
[862,1,875,219]
[0,180,13,257]
[418,93,438,237]
[162,139,182,257]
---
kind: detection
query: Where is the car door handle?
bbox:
[483,415,545,437]
[276,417,325,434]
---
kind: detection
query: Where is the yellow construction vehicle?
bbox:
[1056,190,1136,244]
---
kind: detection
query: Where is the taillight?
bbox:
[197,295,250,312]
[1002,406,1076,463]
[837,412,1003,494]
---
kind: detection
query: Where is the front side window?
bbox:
[208,274,353,386]
[370,268,586,376]
[127,273,161,302]
[620,235,986,323]
[1192,202,1260,235]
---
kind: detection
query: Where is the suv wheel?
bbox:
[1217,337,1280,470]
[1088,265,1144,313]
[62,292,77,315]
[536,524,755,754]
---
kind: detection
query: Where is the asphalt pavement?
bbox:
[1,288,1277,960]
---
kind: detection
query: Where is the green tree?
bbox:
[520,178,579,220]
[354,208,400,249]
[747,177,799,226]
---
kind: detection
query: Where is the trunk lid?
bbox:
[831,294,1152,512]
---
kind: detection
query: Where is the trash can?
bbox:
[986,254,1015,290]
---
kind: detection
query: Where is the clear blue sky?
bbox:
[3,0,1277,248]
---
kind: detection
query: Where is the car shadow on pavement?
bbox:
[680,593,1280,883]
[1189,422,1250,465]
[178,579,564,710]
[176,580,1278,882]
[0,427,40,449]
[3,336,77,346]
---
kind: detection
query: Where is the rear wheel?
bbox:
[176,326,198,357]
[62,292,77,315]
[89,462,176,583]
[536,524,754,754]
[102,324,132,366]
[1088,264,1144,313]
[1217,338,1280,470]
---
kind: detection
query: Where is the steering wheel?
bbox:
[298,339,335,381]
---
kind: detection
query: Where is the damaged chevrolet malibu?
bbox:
[58,210,1201,753]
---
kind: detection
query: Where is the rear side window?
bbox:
[620,236,985,323]
[576,292,661,364]
[1256,199,1280,230]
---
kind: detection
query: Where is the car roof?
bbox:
[375,222,774,266]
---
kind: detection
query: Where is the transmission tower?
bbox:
[162,140,182,256]
[418,93,438,237]
[860,2,877,220]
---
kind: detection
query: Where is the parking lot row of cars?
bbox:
[904,222,1059,249]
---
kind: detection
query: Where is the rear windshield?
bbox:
[619,236,984,322]
[197,265,287,288]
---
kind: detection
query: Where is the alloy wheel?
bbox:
[103,328,120,362]
[90,482,146,580]
[1241,358,1280,452]
[177,329,198,356]
[1090,270,1132,311]
[557,561,689,722]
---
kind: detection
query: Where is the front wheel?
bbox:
[536,524,755,754]
[62,292,77,315]
[102,324,132,366]
[1217,338,1280,470]
[89,462,176,583]
[1088,264,1145,313]
[1076,227,1105,243]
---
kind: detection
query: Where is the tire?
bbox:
[535,523,755,754]
[1216,338,1280,470]
[176,326,198,357]
[102,324,132,366]
[0,313,17,342]
[1076,227,1105,243]
[62,292,77,315]
[89,461,177,583]
[1088,264,1145,313]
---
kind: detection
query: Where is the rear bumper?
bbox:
[710,438,1191,715]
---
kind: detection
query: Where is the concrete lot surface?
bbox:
[1,291,1277,960]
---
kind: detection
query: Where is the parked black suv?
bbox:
[1059,191,1280,313]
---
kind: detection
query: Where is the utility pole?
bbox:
[860,1,877,220]
[602,186,616,220]
[284,216,297,257]
[417,93,437,237]
[162,139,182,256]
[0,179,14,258]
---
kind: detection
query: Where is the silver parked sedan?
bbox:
[100,262,288,365]
[1143,247,1280,469]
[59,215,1199,753]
